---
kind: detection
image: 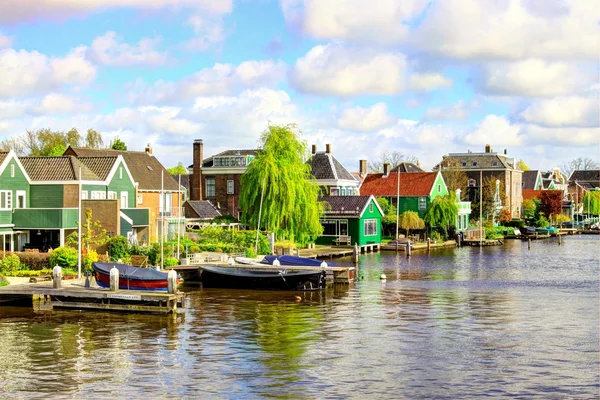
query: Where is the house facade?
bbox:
[315,195,383,246]
[308,144,360,196]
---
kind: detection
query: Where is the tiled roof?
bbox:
[0,152,8,165]
[360,172,439,197]
[522,170,539,190]
[185,200,221,219]
[65,146,180,191]
[390,162,424,173]
[77,157,118,180]
[20,156,101,181]
[570,170,600,183]
[434,153,514,170]
[308,152,356,181]
[321,196,374,217]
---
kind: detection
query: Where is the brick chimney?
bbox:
[145,143,152,154]
[192,139,203,200]
[312,144,317,155]
[326,143,331,154]
[359,159,367,176]
[383,162,390,176]
[485,144,491,153]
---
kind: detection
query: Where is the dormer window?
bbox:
[472,162,478,167]
[492,161,498,166]
[462,162,467,167]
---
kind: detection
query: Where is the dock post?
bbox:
[558,234,562,245]
[168,270,178,294]
[528,238,531,250]
[52,266,62,289]
[427,238,431,252]
[406,241,412,257]
[353,243,359,264]
[110,266,119,291]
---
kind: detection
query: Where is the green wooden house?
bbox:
[316,195,383,246]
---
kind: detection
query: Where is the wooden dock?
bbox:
[0,279,185,314]
[462,238,504,246]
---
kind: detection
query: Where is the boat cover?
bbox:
[92,262,171,281]
[261,255,337,267]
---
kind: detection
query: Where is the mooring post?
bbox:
[528,238,531,250]
[353,243,359,264]
[52,266,62,289]
[558,234,562,245]
[427,238,431,252]
[406,241,412,257]
[110,266,119,291]
[168,269,178,294]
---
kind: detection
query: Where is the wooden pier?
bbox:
[0,279,185,314]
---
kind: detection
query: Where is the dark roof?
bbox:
[321,196,375,218]
[522,170,540,190]
[193,149,259,168]
[308,152,356,181]
[20,156,101,181]
[390,162,424,173]
[434,153,515,170]
[0,152,8,165]
[360,172,439,197]
[570,170,600,183]
[65,146,180,191]
[77,157,118,180]
[185,200,221,219]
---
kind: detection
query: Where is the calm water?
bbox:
[1,235,598,399]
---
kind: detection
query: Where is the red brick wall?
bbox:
[202,173,243,217]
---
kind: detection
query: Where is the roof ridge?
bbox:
[327,153,338,180]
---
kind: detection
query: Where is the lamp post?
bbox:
[395,170,400,239]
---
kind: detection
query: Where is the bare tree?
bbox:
[0,136,25,155]
[85,128,104,148]
[562,157,599,177]
[437,158,468,198]
[369,150,418,173]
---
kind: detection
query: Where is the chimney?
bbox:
[485,144,491,153]
[359,159,367,176]
[504,149,507,155]
[312,144,317,155]
[383,162,390,176]
[326,143,331,154]
[145,143,152,154]
[192,139,203,200]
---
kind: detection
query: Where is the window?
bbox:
[137,194,143,204]
[339,220,348,236]
[321,220,337,236]
[438,184,441,193]
[120,191,128,209]
[81,191,88,200]
[492,161,498,166]
[227,180,234,194]
[16,190,26,209]
[119,167,123,179]
[462,162,467,167]
[91,191,106,199]
[0,191,12,210]
[468,179,476,187]
[206,177,215,197]
[364,219,378,236]
[419,197,427,210]
[472,162,478,167]
[369,202,373,213]
[341,188,346,196]
[10,165,14,178]
[160,192,172,215]
[108,191,117,200]
[330,188,339,196]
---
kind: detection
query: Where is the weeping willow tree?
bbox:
[398,211,425,238]
[582,190,600,215]
[423,195,458,238]
[239,124,324,245]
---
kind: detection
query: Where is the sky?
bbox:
[0,0,598,172]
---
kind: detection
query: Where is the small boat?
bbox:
[199,266,326,290]
[260,255,337,267]
[92,262,180,292]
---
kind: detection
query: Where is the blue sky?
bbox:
[0,0,598,172]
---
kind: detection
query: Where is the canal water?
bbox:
[0,235,598,399]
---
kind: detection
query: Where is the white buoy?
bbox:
[52,266,62,289]
[273,259,281,266]
[110,266,119,291]
[320,261,328,268]
[168,269,178,294]
[380,273,387,280]
[228,257,235,265]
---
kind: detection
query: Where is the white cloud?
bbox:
[414,0,600,60]
[408,73,453,91]
[337,103,396,132]
[281,0,427,45]
[423,101,469,121]
[520,96,599,128]
[463,115,523,146]
[522,125,600,147]
[128,60,286,104]
[479,59,592,97]
[0,47,95,98]
[87,31,167,67]
[0,32,11,48]
[0,0,232,23]
[183,14,229,51]
[0,99,29,118]
[292,44,407,96]
[32,93,91,115]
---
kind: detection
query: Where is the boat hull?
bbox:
[92,262,180,292]
[200,266,326,290]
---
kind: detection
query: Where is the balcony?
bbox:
[155,207,185,219]
[12,208,79,229]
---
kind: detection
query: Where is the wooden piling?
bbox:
[110,266,119,291]
[406,241,412,257]
[168,270,178,294]
[427,238,431,252]
[52,266,62,289]
[353,243,359,263]
[528,238,531,250]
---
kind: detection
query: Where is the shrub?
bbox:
[49,246,78,268]
[245,247,257,258]
[163,257,179,267]
[108,236,130,260]
[189,245,200,254]
[17,252,51,270]
[0,254,21,273]
[83,250,99,273]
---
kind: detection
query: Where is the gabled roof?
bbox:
[77,157,119,180]
[570,170,600,183]
[360,172,439,197]
[434,153,515,170]
[20,156,101,181]
[308,152,356,181]
[65,146,180,191]
[185,200,221,219]
[390,162,424,173]
[321,195,382,218]
[522,170,540,190]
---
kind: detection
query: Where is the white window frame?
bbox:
[160,192,172,214]
[119,167,123,179]
[91,191,106,200]
[227,180,234,194]
[16,190,26,209]
[330,188,339,196]
[419,197,427,210]
[81,190,88,200]
[0,191,12,210]
[108,191,117,200]
[10,164,15,178]
[364,219,378,236]
[120,191,129,209]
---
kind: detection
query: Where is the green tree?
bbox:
[522,198,536,219]
[517,159,530,171]
[47,144,67,156]
[239,124,323,245]
[423,195,458,238]
[438,158,468,196]
[167,162,187,175]
[67,208,109,255]
[397,211,425,238]
[583,190,600,215]
[110,137,127,150]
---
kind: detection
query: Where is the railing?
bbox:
[155,207,184,219]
